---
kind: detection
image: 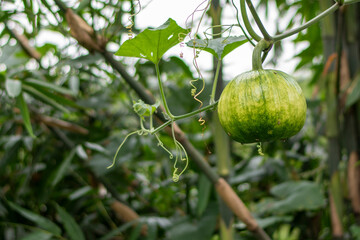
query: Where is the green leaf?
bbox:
[273,224,300,240]
[55,205,85,240]
[167,202,218,240]
[267,181,326,214]
[257,216,293,229]
[20,231,53,240]
[99,221,135,240]
[69,186,93,200]
[0,137,22,175]
[133,99,160,117]
[84,142,109,155]
[7,201,61,235]
[5,79,22,97]
[115,18,188,64]
[129,222,143,240]
[345,74,360,108]
[0,44,28,68]
[196,173,212,217]
[16,93,35,138]
[350,224,360,239]
[75,0,90,11]
[50,148,76,187]
[76,145,88,160]
[145,220,158,240]
[69,76,80,95]
[22,85,69,113]
[23,78,75,96]
[167,56,194,79]
[38,86,81,109]
[235,216,293,230]
[186,36,248,59]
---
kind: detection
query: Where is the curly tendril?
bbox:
[183,0,212,128]
[171,123,189,182]
[107,102,189,182]
[257,142,264,156]
[107,130,141,169]
[126,0,141,39]
[155,133,173,159]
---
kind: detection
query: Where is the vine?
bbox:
[111,0,360,180]
[171,122,189,182]
[107,99,190,182]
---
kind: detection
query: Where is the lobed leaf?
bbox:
[186,36,248,59]
[268,180,326,214]
[116,18,188,64]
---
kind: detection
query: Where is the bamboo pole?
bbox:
[321,0,344,237]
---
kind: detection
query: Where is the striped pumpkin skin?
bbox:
[217,69,307,144]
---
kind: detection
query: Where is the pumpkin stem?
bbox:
[252,39,272,70]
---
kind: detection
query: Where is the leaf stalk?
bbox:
[155,63,174,119]
[210,59,222,104]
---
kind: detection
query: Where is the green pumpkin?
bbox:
[217,69,307,144]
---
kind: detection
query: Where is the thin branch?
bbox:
[272,2,339,42]
[174,101,218,121]
[36,115,89,135]
[4,23,42,65]
[155,63,173,118]
[101,51,157,106]
[210,59,222,104]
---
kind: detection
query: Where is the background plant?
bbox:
[0,0,360,239]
